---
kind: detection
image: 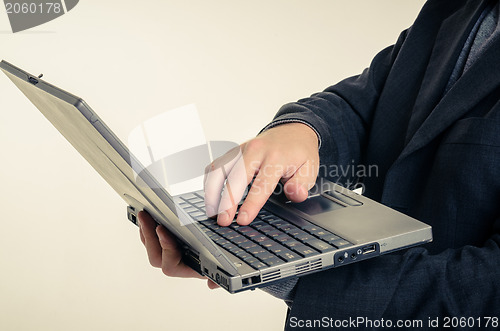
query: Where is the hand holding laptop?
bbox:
[138,211,220,289]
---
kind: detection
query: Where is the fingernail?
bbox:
[218,211,229,225]
[237,211,248,225]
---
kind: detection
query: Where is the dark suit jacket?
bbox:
[269,0,500,328]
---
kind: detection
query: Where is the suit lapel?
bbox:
[404,0,487,142]
[398,0,500,161]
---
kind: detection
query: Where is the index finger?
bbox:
[236,162,284,225]
[203,146,242,217]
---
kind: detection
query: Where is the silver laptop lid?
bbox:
[0,60,238,275]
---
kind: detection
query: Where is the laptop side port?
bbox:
[127,206,138,225]
[242,275,262,287]
[334,243,380,267]
[362,244,376,255]
[182,248,202,275]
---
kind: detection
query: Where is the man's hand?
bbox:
[204,122,320,226]
[138,210,219,289]
[138,123,318,284]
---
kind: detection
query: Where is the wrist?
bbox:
[261,119,321,149]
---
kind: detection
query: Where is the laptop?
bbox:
[0,60,433,293]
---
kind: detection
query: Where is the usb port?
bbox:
[362,244,376,255]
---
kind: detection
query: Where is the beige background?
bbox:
[0,1,424,330]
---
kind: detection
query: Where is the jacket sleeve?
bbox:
[262,29,409,186]
[286,216,500,329]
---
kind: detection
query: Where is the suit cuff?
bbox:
[259,119,322,150]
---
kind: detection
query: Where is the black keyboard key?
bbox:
[216,227,234,235]
[249,261,267,269]
[302,224,321,232]
[205,222,222,231]
[292,231,314,242]
[206,232,222,241]
[274,234,295,244]
[214,238,230,246]
[259,240,276,250]
[310,229,331,238]
[258,225,275,233]
[254,251,276,261]
[248,246,267,256]
[241,230,261,239]
[252,235,269,243]
[229,222,241,229]
[286,217,313,229]
[258,210,272,218]
[239,241,257,250]
[331,239,352,248]
[228,247,244,256]
[242,256,258,263]
[198,225,211,233]
[221,242,238,251]
[277,249,302,262]
[266,230,283,238]
[291,244,319,257]
[286,228,307,237]
[267,243,289,255]
[262,216,282,223]
[223,231,241,240]
[249,220,267,229]
[235,251,252,260]
[283,239,302,249]
[320,233,341,242]
[243,256,267,269]
[267,219,288,227]
[237,226,254,234]
[277,224,300,233]
[233,236,249,245]
[262,256,284,266]
[306,239,336,253]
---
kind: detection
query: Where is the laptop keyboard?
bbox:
[176,191,352,270]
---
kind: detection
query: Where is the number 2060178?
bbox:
[5,2,62,14]
[443,317,498,328]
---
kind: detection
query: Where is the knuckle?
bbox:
[264,149,282,165]
[244,138,265,154]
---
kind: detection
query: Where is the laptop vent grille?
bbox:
[261,259,323,282]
